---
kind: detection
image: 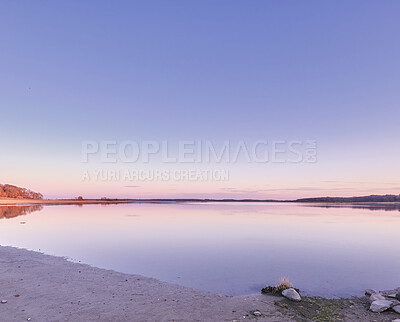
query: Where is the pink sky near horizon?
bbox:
[4,167,400,200]
[2,136,400,199]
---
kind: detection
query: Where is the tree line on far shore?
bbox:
[296,194,400,203]
[0,184,43,200]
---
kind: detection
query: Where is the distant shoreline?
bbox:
[0,198,141,206]
[1,189,399,206]
[1,197,400,206]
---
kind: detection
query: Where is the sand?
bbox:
[0,246,292,322]
[0,199,139,206]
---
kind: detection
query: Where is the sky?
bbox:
[1,0,399,199]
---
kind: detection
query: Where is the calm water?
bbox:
[0,202,399,297]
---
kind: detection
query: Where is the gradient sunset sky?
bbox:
[1,1,399,199]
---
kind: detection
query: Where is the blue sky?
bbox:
[1,1,399,199]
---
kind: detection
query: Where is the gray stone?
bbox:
[370,293,386,302]
[365,289,378,296]
[393,305,400,314]
[252,311,262,316]
[0,300,7,304]
[370,300,393,313]
[392,319,400,322]
[397,293,400,300]
[282,288,301,302]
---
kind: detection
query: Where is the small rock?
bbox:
[397,293,400,300]
[252,311,262,316]
[392,319,400,322]
[370,299,393,313]
[1,300,7,304]
[370,293,386,302]
[388,294,398,298]
[393,305,400,314]
[391,300,400,307]
[282,288,301,302]
[365,289,378,296]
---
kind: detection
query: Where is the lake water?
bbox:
[0,202,399,298]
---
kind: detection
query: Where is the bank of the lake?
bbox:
[0,198,140,206]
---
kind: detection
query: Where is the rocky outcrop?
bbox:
[367,288,400,314]
[369,294,386,302]
[370,300,393,313]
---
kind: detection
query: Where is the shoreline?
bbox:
[1,198,400,207]
[0,246,398,321]
[0,245,290,321]
[0,199,141,206]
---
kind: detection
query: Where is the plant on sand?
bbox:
[275,277,292,291]
[261,276,295,294]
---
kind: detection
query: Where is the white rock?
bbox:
[365,289,378,295]
[1,300,7,304]
[392,319,400,322]
[370,300,393,313]
[282,288,301,302]
[370,293,386,302]
[252,311,262,316]
[393,305,400,314]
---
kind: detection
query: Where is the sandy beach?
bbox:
[0,199,140,206]
[1,246,399,321]
[0,246,291,322]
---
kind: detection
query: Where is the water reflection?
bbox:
[0,202,399,297]
[0,205,43,219]
[302,202,400,212]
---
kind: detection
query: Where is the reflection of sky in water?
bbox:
[0,202,399,297]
